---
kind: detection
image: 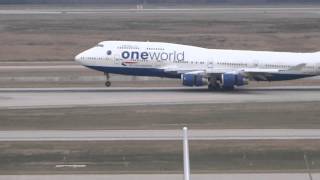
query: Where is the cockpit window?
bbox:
[95,44,104,47]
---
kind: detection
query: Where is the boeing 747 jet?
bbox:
[75,41,320,90]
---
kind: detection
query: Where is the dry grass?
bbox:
[1,102,320,130]
[1,8,320,61]
[1,140,320,174]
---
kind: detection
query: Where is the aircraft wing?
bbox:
[162,66,281,81]
[205,68,281,81]
[239,68,280,81]
[287,63,306,71]
[161,63,307,81]
[238,63,307,80]
[161,65,205,75]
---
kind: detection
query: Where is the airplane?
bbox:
[75,41,320,90]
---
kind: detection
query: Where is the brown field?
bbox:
[0,6,320,62]
[1,140,320,174]
[1,102,320,130]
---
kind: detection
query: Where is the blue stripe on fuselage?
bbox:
[86,65,314,81]
[86,65,180,78]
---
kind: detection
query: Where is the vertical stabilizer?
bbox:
[183,127,190,180]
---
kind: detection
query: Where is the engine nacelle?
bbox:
[182,74,208,87]
[222,73,248,89]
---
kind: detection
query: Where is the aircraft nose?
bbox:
[74,53,82,63]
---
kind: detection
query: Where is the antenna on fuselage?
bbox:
[183,127,190,180]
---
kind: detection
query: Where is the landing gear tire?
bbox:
[105,81,111,87]
[208,84,215,90]
[221,86,235,91]
[208,84,220,91]
[208,77,221,91]
[104,73,111,87]
[208,82,221,91]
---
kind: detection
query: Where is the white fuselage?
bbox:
[75,41,320,86]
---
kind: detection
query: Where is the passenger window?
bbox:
[107,50,112,55]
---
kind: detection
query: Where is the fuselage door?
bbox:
[207,60,214,70]
[114,52,121,65]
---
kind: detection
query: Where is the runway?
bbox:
[1,173,320,180]
[1,7,320,15]
[1,129,320,141]
[1,86,320,109]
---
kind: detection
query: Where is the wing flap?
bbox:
[287,63,306,71]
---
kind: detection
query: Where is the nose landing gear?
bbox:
[104,73,111,87]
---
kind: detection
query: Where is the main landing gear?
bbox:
[208,77,236,91]
[208,77,221,91]
[208,77,235,91]
[104,73,111,87]
[208,83,221,91]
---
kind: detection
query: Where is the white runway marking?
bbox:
[0,129,320,141]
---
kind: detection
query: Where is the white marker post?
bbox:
[183,127,190,180]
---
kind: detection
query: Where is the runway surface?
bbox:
[1,86,320,109]
[1,173,320,180]
[1,129,320,141]
[1,7,320,15]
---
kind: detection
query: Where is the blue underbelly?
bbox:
[86,66,180,78]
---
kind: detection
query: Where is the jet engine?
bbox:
[221,73,248,89]
[182,74,208,87]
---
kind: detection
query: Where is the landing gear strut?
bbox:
[104,73,111,87]
[208,77,221,91]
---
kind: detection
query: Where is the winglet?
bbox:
[183,127,190,180]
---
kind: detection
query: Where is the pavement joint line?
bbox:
[0,129,320,141]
